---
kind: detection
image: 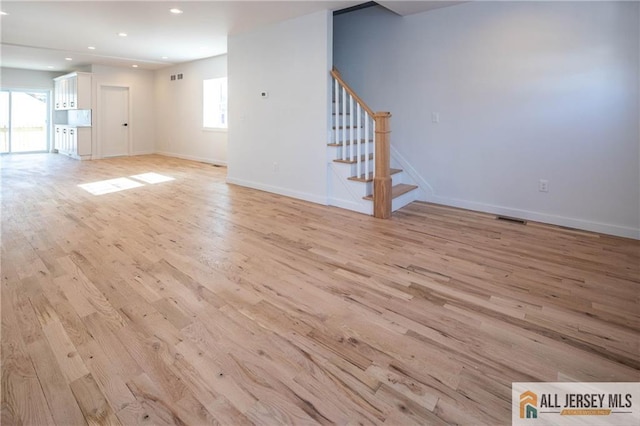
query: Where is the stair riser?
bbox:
[330,144,374,159]
[330,168,405,198]
[332,113,373,139]
[332,107,371,118]
[392,187,418,212]
[330,132,372,144]
[331,161,405,188]
[336,160,374,175]
[361,172,404,194]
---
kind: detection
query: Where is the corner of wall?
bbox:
[227,9,332,205]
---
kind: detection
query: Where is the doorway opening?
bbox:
[1,90,49,154]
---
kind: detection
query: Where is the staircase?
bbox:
[327,68,418,217]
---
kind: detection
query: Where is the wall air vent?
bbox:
[496,215,527,225]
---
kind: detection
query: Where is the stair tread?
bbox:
[363,183,418,201]
[327,139,373,147]
[348,168,402,182]
[333,153,374,164]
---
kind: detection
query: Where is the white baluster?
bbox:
[364,113,370,178]
[334,78,339,145]
[349,95,354,162]
[356,104,362,179]
[372,118,376,176]
[341,87,347,161]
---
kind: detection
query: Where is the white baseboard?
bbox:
[328,197,372,215]
[391,145,638,239]
[131,150,157,156]
[427,194,639,240]
[226,176,328,206]
[156,151,227,166]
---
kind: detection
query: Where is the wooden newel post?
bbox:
[373,112,392,219]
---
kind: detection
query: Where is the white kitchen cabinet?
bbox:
[54,72,91,110]
[54,125,91,160]
[76,128,91,157]
[53,71,92,159]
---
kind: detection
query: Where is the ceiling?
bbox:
[0,1,465,73]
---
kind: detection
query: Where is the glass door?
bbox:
[0,91,8,153]
[0,90,49,154]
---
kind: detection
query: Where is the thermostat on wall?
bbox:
[260,91,269,98]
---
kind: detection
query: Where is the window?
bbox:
[203,77,227,129]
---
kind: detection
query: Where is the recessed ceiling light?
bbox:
[118,32,128,37]
[169,8,183,14]
[0,11,8,16]
[88,46,96,50]
[47,66,54,69]
[162,56,169,60]
[65,57,73,61]
[132,64,138,68]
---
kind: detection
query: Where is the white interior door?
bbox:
[100,86,129,157]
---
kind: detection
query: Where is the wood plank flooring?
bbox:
[2,153,639,425]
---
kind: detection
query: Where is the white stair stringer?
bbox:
[327,161,373,215]
[390,145,432,202]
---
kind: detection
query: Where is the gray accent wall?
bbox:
[334,1,640,238]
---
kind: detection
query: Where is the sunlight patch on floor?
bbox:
[78,172,175,195]
[78,177,144,195]
[130,172,175,184]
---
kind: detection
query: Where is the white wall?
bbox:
[227,10,332,205]
[89,65,156,157]
[155,55,227,165]
[334,2,640,239]
[0,67,59,90]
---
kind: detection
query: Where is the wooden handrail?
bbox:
[331,67,375,117]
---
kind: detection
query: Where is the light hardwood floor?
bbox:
[1,153,639,425]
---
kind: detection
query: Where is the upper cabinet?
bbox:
[54,72,92,110]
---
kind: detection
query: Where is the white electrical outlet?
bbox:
[539,179,549,192]
[273,162,279,172]
[431,112,440,123]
